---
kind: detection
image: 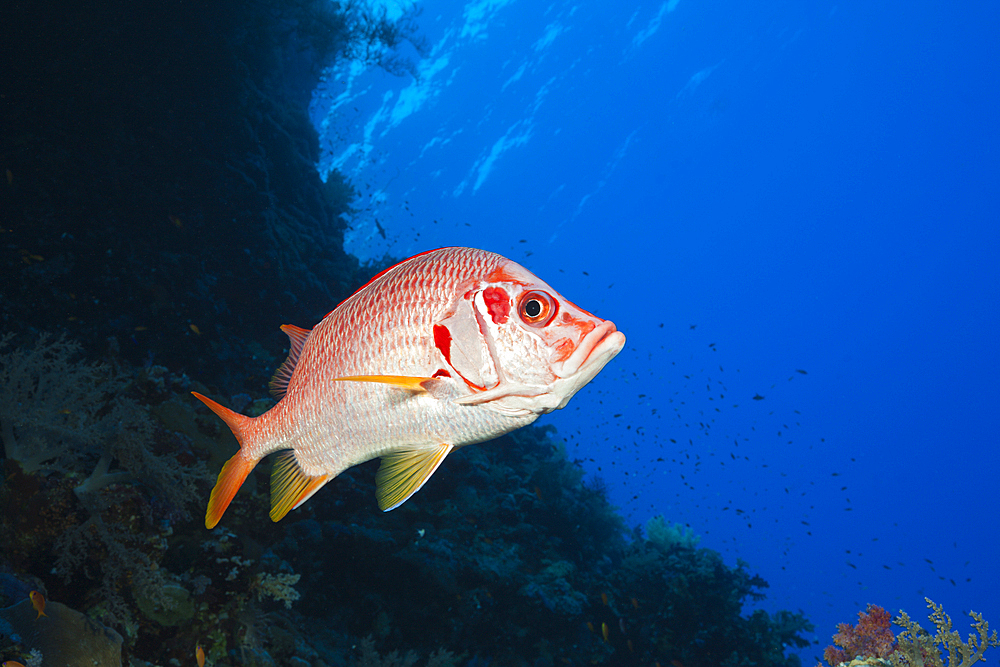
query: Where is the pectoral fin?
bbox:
[331,375,436,392]
[376,443,454,511]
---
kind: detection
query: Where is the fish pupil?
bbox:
[525,299,541,318]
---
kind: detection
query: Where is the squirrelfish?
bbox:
[194,247,625,528]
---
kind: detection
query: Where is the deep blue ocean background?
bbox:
[310,0,1000,657]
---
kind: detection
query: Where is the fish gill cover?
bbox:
[1,0,998,666]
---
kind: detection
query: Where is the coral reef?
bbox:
[894,598,998,667]
[820,599,997,667]
[0,0,402,390]
[645,514,701,551]
[0,598,123,667]
[822,604,897,666]
[0,332,813,665]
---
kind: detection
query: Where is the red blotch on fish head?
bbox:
[561,311,597,337]
[552,337,576,363]
[433,324,452,364]
[483,286,510,324]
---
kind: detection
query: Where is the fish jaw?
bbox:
[455,319,624,415]
[548,320,626,409]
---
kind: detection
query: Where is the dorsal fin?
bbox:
[270,324,312,398]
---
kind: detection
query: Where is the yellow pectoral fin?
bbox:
[376,444,454,511]
[331,375,435,392]
[270,451,330,522]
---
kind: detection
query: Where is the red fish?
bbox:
[195,247,625,528]
[29,590,46,619]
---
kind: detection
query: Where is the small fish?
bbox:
[630,597,638,609]
[600,592,609,606]
[29,590,46,618]
[195,248,625,528]
[601,622,609,643]
[169,215,183,229]
[196,643,206,667]
[189,324,202,335]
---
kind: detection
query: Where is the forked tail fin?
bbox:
[192,392,258,529]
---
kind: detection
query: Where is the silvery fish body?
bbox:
[194,247,625,528]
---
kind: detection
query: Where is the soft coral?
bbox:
[822,604,898,666]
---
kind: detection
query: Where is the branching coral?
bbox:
[0,333,117,473]
[820,599,998,667]
[252,572,302,609]
[894,598,999,667]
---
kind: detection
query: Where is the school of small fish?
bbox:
[195,247,625,528]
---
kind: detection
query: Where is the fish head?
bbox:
[438,258,625,417]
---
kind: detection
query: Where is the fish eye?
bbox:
[518,290,557,327]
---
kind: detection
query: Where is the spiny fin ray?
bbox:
[376,444,454,511]
[270,325,312,398]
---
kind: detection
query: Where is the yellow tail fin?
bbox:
[192,392,257,529]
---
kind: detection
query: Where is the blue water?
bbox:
[311,0,1000,657]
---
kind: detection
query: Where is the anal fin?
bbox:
[376,444,454,511]
[270,451,330,522]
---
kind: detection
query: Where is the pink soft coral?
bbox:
[822,604,898,666]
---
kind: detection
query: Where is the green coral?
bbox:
[894,598,999,667]
[253,572,302,609]
[646,514,701,551]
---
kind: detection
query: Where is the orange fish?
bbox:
[3,661,26,667]
[194,248,625,528]
[29,590,46,618]
[601,622,609,643]
[196,643,205,667]
[601,592,609,606]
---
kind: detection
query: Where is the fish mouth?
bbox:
[553,320,626,381]
[471,320,625,417]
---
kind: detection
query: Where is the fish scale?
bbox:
[193,246,625,528]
